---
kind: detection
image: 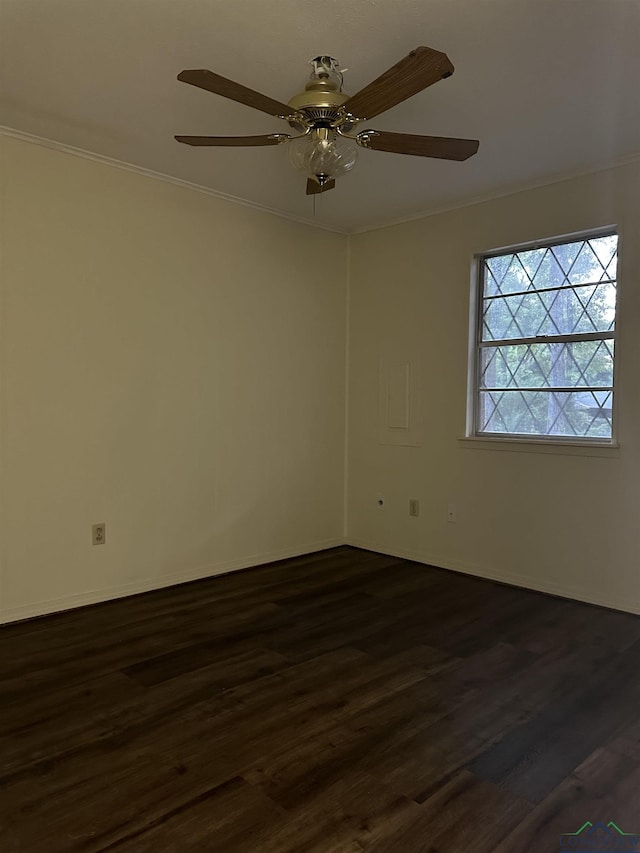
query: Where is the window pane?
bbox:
[483,235,618,299]
[478,389,613,439]
[475,232,618,442]
[482,282,616,341]
[479,340,614,389]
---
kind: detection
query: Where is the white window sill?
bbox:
[458,435,620,458]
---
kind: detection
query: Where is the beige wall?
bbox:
[347,162,640,614]
[0,135,347,622]
[3,132,639,624]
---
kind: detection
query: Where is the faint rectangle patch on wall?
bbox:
[379,357,422,445]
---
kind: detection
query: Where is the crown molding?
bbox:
[0,125,349,236]
[4,125,640,238]
[350,150,640,236]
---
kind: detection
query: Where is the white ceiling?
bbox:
[2,0,639,232]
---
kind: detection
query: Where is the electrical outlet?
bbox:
[447,504,457,523]
[409,499,419,517]
[92,523,106,546]
[376,496,385,511]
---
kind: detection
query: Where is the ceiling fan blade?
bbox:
[177,69,295,118]
[175,134,289,147]
[306,178,336,195]
[357,130,479,161]
[341,46,454,120]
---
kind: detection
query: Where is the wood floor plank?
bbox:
[1,545,639,852]
[247,770,422,853]
[471,639,640,802]
[493,747,640,853]
[93,776,283,853]
[365,770,533,853]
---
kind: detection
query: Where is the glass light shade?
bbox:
[288,130,358,180]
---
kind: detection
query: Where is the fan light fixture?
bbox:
[286,56,358,185]
[175,46,479,196]
[287,128,358,183]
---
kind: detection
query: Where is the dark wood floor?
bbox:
[1,546,640,852]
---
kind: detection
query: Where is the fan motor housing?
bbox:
[288,79,348,112]
[288,82,356,133]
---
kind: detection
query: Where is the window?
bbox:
[472,230,618,442]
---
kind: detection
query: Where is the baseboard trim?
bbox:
[346,537,640,616]
[0,537,346,625]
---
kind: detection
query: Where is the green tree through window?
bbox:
[474,231,618,440]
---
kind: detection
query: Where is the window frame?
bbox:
[467,226,620,447]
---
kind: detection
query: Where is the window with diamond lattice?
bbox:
[474,231,618,441]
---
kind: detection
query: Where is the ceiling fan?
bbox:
[175,46,479,196]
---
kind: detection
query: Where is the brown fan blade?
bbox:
[357,130,479,161]
[177,69,294,118]
[341,46,454,120]
[175,134,289,147]
[306,178,336,195]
